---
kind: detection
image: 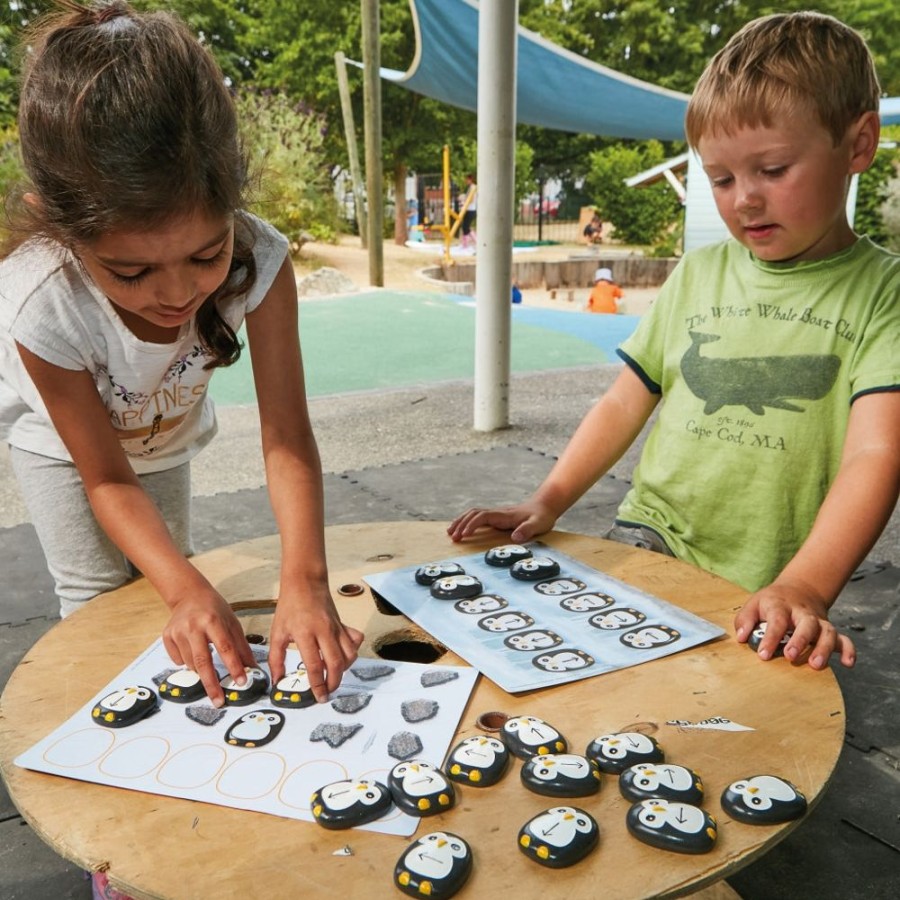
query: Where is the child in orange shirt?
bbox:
[587,267,623,313]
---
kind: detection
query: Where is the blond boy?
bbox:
[450,12,899,670]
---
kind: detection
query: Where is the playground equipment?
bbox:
[408,145,474,264]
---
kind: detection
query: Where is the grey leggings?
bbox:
[603,521,675,556]
[9,446,193,618]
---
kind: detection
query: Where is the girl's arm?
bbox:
[245,257,363,701]
[735,390,900,668]
[16,343,257,705]
[448,366,659,541]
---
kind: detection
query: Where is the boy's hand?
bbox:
[267,586,364,703]
[162,591,257,707]
[734,581,856,670]
[447,499,557,543]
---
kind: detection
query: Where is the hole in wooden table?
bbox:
[373,633,447,664]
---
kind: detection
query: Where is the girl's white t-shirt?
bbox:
[0,214,288,474]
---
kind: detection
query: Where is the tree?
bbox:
[585,140,682,246]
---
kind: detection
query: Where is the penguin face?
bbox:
[560,592,614,611]
[619,763,704,805]
[510,556,561,582]
[532,648,594,672]
[630,763,693,791]
[502,715,567,759]
[388,760,456,817]
[589,607,646,630]
[394,832,473,897]
[533,578,586,595]
[518,806,599,868]
[627,799,718,853]
[504,629,562,651]
[219,666,270,705]
[269,667,315,709]
[505,715,559,743]
[455,594,507,614]
[415,561,465,585]
[430,574,483,600]
[320,779,387,811]
[312,778,392,829]
[620,624,680,648]
[275,668,310,692]
[527,806,594,847]
[521,754,601,798]
[157,668,206,703]
[446,735,510,787]
[592,732,654,759]
[391,761,448,797]
[225,709,285,747]
[453,735,505,766]
[98,686,152,712]
[530,754,590,781]
[636,798,709,833]
[478,611,535,632]
[721,775,807,823]
[586,732,664,774]
[484,544,532,567]
[91,685,157,728]
[403,831,469,877]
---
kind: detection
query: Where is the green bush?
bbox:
[0,125,24,241]
[236,90,341,246]
[855,144,900,247]
[881,171,900,253]
[584,141,682,247]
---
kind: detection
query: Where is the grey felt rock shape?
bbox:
[185,705,227,726]
[331,692,373,714]
[420,670,459,688]
[389,730,424,760]
[311,722,363,749]
[401,699,439,723]
[351,664,396,681]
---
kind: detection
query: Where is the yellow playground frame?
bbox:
[418,145,474,265]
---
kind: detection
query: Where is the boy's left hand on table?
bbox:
[734,582,856,670]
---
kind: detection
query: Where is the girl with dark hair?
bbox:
[0,1,362,713]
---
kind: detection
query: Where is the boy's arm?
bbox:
[15,344,256,705]
[735,390,900,668]
[449,366,659,541]
[245,257,363,700]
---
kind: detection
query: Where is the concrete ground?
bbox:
[1,267,898,897]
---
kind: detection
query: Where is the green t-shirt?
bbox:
[617,237,900,592]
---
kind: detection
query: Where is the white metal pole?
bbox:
[473,0,518,431]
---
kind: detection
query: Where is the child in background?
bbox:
[583,212,603,244]
[587,267,623,314]
[0,1,362,709]
[460,173,478,250]
[450,11,899,671]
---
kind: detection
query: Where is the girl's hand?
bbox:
[162,591,257,707]
[734,581,856,670]
[447,499,558,544]
[267,586,364,703]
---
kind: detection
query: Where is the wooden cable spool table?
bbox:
[0,521,845,899]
